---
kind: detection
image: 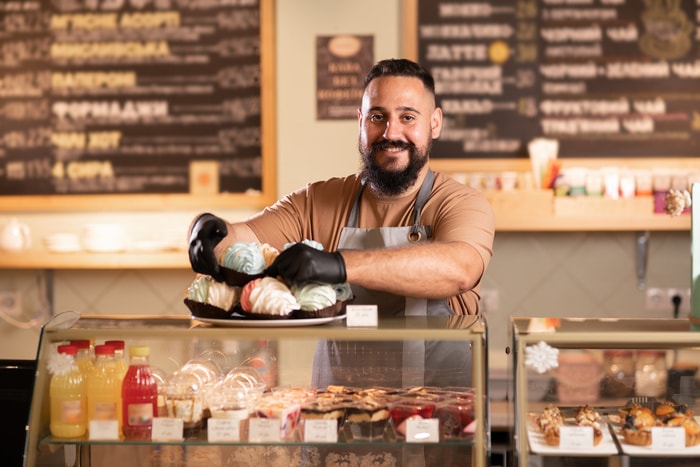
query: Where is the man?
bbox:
[189,58,494,322]
[190,58,493,389]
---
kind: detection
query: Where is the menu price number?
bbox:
[2,38,51,67]
[4,11,51,33]
[51,160,115,181]
[2,127,51,148]
[6,157,53,181]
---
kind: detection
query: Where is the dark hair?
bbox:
[363,58,435,96]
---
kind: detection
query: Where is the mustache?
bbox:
[372,139,415,152]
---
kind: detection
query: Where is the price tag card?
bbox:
[559,426,593,449]
[208,418,241,442]
[346,305,378,327]
[405,418,440,443]
[651,426,685,450]
[303,420,338,443]
[248,418,281,442]
[151,418,184,441]
[88,420,119,440]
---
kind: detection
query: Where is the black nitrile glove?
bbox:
[188,213,227,281]
[266,243,346,285]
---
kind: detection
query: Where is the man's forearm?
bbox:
[340,241,484,299]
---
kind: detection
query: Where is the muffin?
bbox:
[291,281,345,319]
[237,277,300,319]
[184,276,240,319]
[219,242,276,286]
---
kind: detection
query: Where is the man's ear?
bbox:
[431,107,443,139]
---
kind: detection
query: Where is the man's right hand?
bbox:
[188,213,228,281]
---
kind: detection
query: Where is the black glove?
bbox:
[266,243,346,285]
[188,213,228,281]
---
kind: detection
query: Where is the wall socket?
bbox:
[645,287,691,315]
[0,290,21,317]
[480,289,500,313]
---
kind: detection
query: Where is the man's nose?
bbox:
[382,117,402,140]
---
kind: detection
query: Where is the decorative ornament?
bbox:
[47,351,75,376]
[664,189,691,217]
[525,341,559,374]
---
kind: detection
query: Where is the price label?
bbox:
[207,418,241,442]
[248,418,281,442]
[405,418,439,443]
[346,305,378,327]
[559,426,593,449]
[151,418,183,441]
[88,420,119,440]
[303,419,338,443]
[651,426,685,450]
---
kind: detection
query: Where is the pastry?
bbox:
[184,275,240,319]
[291,281,345,319]
[238,277,299,319]
[575,405,603,446]
[219,242,274,286]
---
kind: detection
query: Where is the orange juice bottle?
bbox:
[87,345,122,435]
[70,339,94,377]
[105,340,128,380]
[121,345,158,440]
[50,345,87,438]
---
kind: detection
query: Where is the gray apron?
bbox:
[312,170,472,389]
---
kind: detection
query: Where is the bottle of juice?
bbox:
[70,339,94,377]
[49,344,87,438]
[87,344,122,436]
[121,345,158,440]
[105,340,128,380]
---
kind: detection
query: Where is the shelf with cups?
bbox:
[432,157,697,232]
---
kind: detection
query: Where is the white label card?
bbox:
[151,417,184,441]
[405,418,440,443]
[651,426,685,450]
[88,420,119,440]
[559,426,593,449]
[303,419,338,443]
[208,418,241,442]
[248,418,281,442]
[346,305,378,327]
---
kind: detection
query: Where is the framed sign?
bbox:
[0,0,276,211]
[403,0,700,162]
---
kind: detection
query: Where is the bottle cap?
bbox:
[70,339,91,350]
[57,345,78,355]
[94,344,115,356]
[105,340,125,350]
[129,345,151,357]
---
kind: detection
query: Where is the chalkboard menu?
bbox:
[0,0,274,208]
[415,0,700,159]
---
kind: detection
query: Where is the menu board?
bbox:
[414,0,700,159]
[0,0,274,208]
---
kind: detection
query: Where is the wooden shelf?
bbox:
[484,190,690,232]
[0,249,190,270]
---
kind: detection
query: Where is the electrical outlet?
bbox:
[0,290,21,317]
[480,289,499,313]
[645,287,691,315]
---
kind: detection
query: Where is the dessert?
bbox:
[220,242,275,286]
[619,404,658,446]
[575,405,603,446]
[238,277,300,319]
[534,404,563,446]
[300,400,347,440]
[291,281,344,319]
[436,398,475,440]
[344,395,390,441]
[388,398,436,439]
[184,275,240,319]
[253,395,302,441]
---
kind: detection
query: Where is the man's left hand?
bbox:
[266,243,346,284]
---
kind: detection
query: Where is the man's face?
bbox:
[357,75,442,196]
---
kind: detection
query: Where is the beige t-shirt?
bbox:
[245,170,495,315]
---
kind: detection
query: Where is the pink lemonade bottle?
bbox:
[121,345,158,440]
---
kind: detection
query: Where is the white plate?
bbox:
[193,314,346,327]
[610,416,700,456]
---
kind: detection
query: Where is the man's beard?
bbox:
[359,139,430,196]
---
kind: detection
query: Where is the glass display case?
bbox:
[25,312,488,467]
[511,317,700,467]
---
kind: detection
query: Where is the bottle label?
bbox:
[94,401,117,420]
[127,403,153,426]
[61,400,84,423]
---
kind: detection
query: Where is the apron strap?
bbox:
[347,170,435,233]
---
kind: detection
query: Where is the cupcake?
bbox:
[220,242,277,286]
[238,277,300,319]
[184,276,240,319]
[291,281,345,319]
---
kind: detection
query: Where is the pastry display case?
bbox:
[511,317,700,466]
[25,312,488,467]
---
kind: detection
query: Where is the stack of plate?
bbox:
[43,233,81,253]
[82,224,127,253]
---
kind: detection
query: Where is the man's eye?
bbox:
[369,114,385,122]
